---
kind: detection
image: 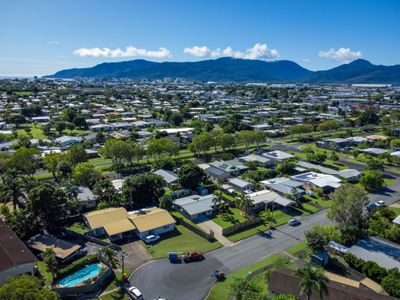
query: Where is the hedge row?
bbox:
[344,253,400,297]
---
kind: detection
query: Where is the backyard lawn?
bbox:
[68,222,88,234]
[142,225,222,259]
[303,194,332,209]
[16,127,46,139]
[383,176,397,187]
[210,207,247,229]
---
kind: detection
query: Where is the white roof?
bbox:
[393,215,400,225]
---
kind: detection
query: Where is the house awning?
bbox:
[273,197,296,207]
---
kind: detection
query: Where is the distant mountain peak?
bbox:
[45,57,400,84]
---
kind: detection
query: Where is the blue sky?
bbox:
[1,0,399,76]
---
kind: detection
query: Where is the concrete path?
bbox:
[196,219,233,246]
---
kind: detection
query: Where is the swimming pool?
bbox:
[58,263,102,287]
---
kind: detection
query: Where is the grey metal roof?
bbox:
[228,177,252,188]
[172,194,218,216]
[348,237,400,270]
[153,169,178,184]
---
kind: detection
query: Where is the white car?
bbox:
[127,286,143,300]
[375,200,386,207]
[144,234,160,244]
[288,218,301,226]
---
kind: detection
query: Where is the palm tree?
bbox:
[295,263,329,300]
[43,248,59,279]
[213,181,225,212]
[259,208,276,229]
[0,169,27,210]
[98,247,120,269]
[236,194,254,217]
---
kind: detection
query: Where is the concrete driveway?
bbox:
[130,210,331,300]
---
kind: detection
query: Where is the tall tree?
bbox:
[0,274,59,300]
[328,184,369,244]
[177,163,207,189]
[43,248,59,279]
[0,169,27,210]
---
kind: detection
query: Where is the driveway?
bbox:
[122,241,152,272]
[196,218,233,246]
[130,210,331,300]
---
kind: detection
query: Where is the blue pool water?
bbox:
[59,263,101,287]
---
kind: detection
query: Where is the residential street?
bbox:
[129,210,331,300]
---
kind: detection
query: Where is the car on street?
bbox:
[127,286,143,300]
[366,203,377,213]
[375,200,386,207]
[288,218,301,226]
[144,234,160,244]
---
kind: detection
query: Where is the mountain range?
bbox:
[46,57,400,84]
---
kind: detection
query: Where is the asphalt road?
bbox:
[129,210,331,300]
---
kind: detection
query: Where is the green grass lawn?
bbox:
[16,126,47,139]
[206,254,288,300]
[384,176,397,187]
[88,157,113,164]
[169,210,205,232]
[68,222,88,234]
[210,208,247,229]
[286,241,312,259]
[33,172,53,180]
[389,206,400,216]
[389,168,400,174]
[36,261,54,287]
[303,194,332,209]
[142,225,221,259]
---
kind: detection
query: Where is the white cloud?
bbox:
[73,46,172,59]
[183,43,279,60]
[318,47,362,63]
[183,46,221,57]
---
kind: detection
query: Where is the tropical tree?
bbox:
[236,194,254,217]
[43,248,59,279]
[0,169,27,210]
[97,247,120,269]
[295,263,329,300]
[328,184,369,244]
[259,208,276,229]
[0,274,59,300]
[43,152,63,182]
[177,163,207,189]
[72,162,101,188]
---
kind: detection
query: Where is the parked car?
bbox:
[366,203,377,213]
[144,234,160,244]
[127,286,143,300]
[375,200,386,207]
[288,218,301,226]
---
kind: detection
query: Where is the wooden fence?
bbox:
[222,217,262,236]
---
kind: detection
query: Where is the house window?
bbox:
[163,225,169,229]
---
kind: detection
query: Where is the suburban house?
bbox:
[26,234,83,264]
[198,163,230,182]
[75,185,97,211]
[128,208,176,239]
[247,190,296,211]
[359,147,388,156]
[262,150,295,162]
[227,177,254,193]
[0,218,36,284]
[210,159,248,176]
[55,135,83,148]
[172,194,220,220]
[337,169,362,182]
[83,207,176,241]
[268,268,394,300]
[291,172,342,193]
[261,177,305,199]
[83,207,136,242]
[239,154,274,167]
[153,169,178,186]
[316,138,350,150]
